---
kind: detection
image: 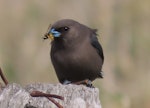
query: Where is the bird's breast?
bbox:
[51,49,78,66]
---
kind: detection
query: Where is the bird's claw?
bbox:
[62,80,72,85]
[73,79,94,88]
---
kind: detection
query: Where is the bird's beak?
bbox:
[43,28,61,41]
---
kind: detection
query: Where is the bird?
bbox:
[43,19,104,87]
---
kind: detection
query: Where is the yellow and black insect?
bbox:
[43,24,54,40]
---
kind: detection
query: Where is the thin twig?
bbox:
[0,67,8,85]
[30,91,64,100]
[30,90,64,108]
[47,97,63,108]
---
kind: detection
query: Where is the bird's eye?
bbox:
[64,27,69,31]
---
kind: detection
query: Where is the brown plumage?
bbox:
[44,19,104,85]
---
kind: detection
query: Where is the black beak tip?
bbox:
[42,34,48,40]
[42,37,47,40]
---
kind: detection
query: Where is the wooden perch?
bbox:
[0,83,102,108]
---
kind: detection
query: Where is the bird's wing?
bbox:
[90,31,104,63]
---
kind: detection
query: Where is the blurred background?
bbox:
[0,0,149,108]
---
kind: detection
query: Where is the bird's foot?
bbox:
[62,79,94,88]
[30,91,64,108]
[62,80,72,85]
[73,79,94,88]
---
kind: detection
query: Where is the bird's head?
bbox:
[43,19,85,41]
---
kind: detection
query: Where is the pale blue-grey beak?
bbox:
[49,28,61,37]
